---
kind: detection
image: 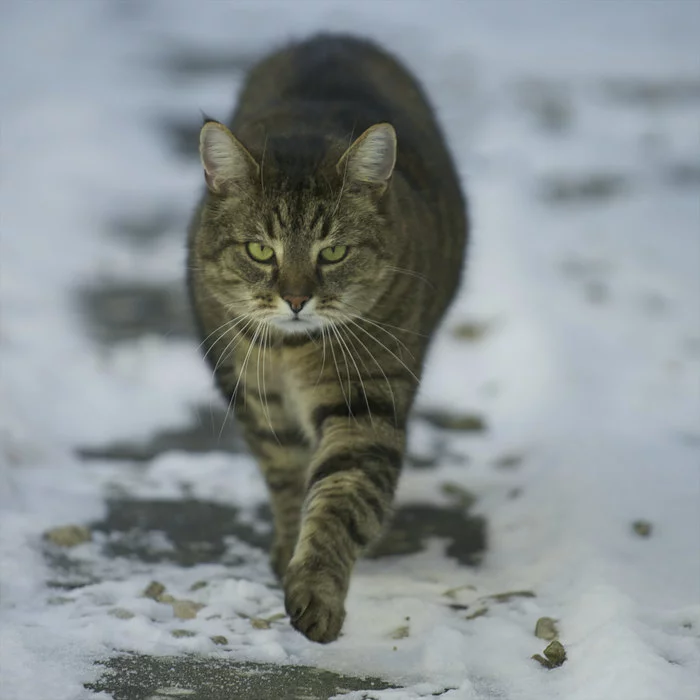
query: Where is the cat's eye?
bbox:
[319,245,348,264]
[246,242,275,263]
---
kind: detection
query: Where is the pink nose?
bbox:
[283,295,310,313]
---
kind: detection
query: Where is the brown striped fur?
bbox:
[187,34,467,642]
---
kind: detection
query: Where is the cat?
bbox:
[187,34,468,643]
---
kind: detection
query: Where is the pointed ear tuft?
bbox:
[337,123,397,187]
[199,121,259,195]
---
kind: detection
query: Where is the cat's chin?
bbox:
[270,316,323,336]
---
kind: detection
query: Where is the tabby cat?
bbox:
[187,34,467,643]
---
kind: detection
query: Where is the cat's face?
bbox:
[193,121,397,336]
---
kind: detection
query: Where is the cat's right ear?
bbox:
[199,120,259,195]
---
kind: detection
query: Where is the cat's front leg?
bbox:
[238,395,310,580]
[284,403,406,643]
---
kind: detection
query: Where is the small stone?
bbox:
[250,618,270,629]
[492,453,525,469]
[47,596,73,606]
[466,607,488,620]
[171,600,204,620]
[264,612,286,623]
[143,581,166,600]
[489,590,536,604]
[109,608,135,620]
[389,625,409,640]
[210,635,228,645]
[535,617,559,641]
[44,525,92,547]
[543,640,567,665]
[632,520,653,538]
[452,320,493,342]
[189,580,208,592]
[170,629,196,638]
[442,584,477,599]
[533,640,567,669]
[420,410,487,433]
[440,482,477,509]
[158,593,176,604]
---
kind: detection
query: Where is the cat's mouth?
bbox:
[270,314,323,335]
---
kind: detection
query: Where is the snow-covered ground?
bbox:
[1,2,699,699]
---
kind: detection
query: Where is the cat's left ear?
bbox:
[336,123,397,188]
[199,120,259,195]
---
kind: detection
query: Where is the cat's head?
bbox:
[192,119,397,336]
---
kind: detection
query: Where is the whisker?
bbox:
[328,323,356,429]
[346,318,420,385]
[219,321,262,440]
[327,321,352,418]
[315,323,328,387]
[257,322,277,442]
[340,310,416,359]
[336,326,375,428]
[213,316,256,374]
[386,265,435,291]
[203,318,253,367]
[197,313,249,355]
[339,301,428,338]
[341,323,398,426]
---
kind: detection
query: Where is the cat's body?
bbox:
[188,34,467,642]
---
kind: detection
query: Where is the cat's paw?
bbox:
[283,559,347,643]
[270,538,295,581]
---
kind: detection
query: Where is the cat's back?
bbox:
[232,34,463,206]
[235,34,434,127]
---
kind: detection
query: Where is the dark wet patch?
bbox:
[43,499,271,589]
[583,280,610,305]
[515,78,573,134]
[157,46,260,80]
[540,173,630,204]
[79,497,486,568]
[77,405,246,462]
[369,504,486,566]
[44,548,102,590]
[678,431,700,448]
[76,279,195,344]
[108,207,186,247]
[560,256,614,305]
[640,291,670,317]
[602,78,700,107]
[161,118,201,160]
[90,499,272,566]
[664,162,700,188]
[45,495,485,587]
[86,654,397,700]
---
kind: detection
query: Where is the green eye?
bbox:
[246,242,275,262]
[319,245,348,263]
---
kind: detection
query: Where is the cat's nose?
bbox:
[283,294,310,313]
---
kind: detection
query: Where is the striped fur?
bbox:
[187,34,468,643]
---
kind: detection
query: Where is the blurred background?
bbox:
[1,2,699,699]
[2,1,698,451]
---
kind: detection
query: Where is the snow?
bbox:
[1,1,699,699]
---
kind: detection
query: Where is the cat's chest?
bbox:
[234,338,315,405]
